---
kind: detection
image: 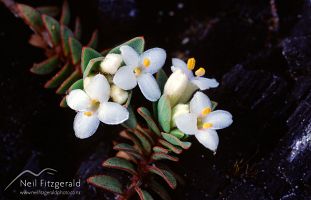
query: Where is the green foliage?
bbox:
[156,69,168,92]
[137,107,161,136]
[103,157,137,175]
[169,129,185,139]
[30,55,59,75]
[69,37,82,65]
[148,166,177,189]
[17,4,44,33]
[149,178,171,200]
[87,175,123,194]
[161,132,191,149]
[135,188,154,200]
[122,106,138,129]
[44,62,72,88]
[60,0,70,25]
[108,37,145,55]
[157,95,172,132]
[42,14,60,46]
[81,48,102,74]
[152,153,179,162]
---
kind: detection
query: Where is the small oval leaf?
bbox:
[60,0,70,25]
[148,166,177,189]
[103,157,137,175]
[42,14,60,46]
[137,107,161,136]
[44,62,73,88]
[36,6,60,17]
[135,188,154,200]
[169,129,185,139]
[56,69,80,94]
[30,55,59,75]
[17,4,44,33]
[122,106,138,129]
[74,17,82,39]
[60,25,74,57]
[156,69,168,92]
[153,146,169,154]
[81,47,103,73]
[151,153,179,162]
[108,37,145,55]
[69,37,82,65]
[87,30,99,49]
[149,179,171,200]
[157,95,172,132]
[87,175,123,194]
[158,139,182,154]
[161,133,191,149]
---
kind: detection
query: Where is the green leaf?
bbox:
[148,166,177,189]
[109,37,145,54]
[60,96,67,107]
[130,129,152,154]
[157,95,171,132]
[211,100,218,110]
[103,157,136,175]
[69,79,84,90]
[137,107,161,136]
[152,153,179,162]
[44,62,73,88]
[60,25,74,57]
[60,0,70,25]
[36,6,60,17]
[124,91,132,108]
[17,4,44,33]
[158,139,182,154]
[87,30,99,49]
[169,129,185,139]
[42,15,60,46]
[113,143,143,160]
[56,69,80,94]
[149,178,171,200]
[153,146,169,154]
[161,133,191,149]
[122,106,137,129]
[81,47,102,73]
[74,17,82,39]
[119,131,143,154]
[30,55,59,75]
[156,69,168,92]
[135,188,154,200]
[87,175,123,194]
[69,37,82,65]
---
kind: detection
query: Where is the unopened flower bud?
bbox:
[110,84,129,104]
[171,104,190,127]
[100,53,123,74]
[164,69,188,106]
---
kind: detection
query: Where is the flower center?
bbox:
[201,107,211,116]
[134,67,142,76]
[197,117,213,129]
[142,58,151,68]
[84,111,93,116]
[195,67,206,77]
[90,99,100,110]
[187,58,196,70]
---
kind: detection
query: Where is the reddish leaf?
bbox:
[151,153,179,162]
[59,96,67,107]
[28,34,47,49]
[42,14,60,46]
[60,25,73,57]
[137,107,161,136]
[113,143,143,160]
[74,17,82,39]
[158,139,182,154]
[161,132,191,149]
[148,166,177,189]
[149,178,171,200]
[69,37,82,65]
[17,4,44,33]
[135,187,154,200]
[128,129,152,154]
[87,30,99,49]
[103,157,137,175]
[153,146,169,154]
[30,55,59,75]
[87,175,123,194]
[60,0,70,25]
[119,131,144,155]
[44,62,73,88]
[56,69,80,94]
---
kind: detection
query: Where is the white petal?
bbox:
[100,53,123,74]
[191,77,219,90]
[120,45,139,67]
[137,73,161,102]
[190,91,212,116]
[195,129,219,152]
[172,58,194,78]
[175,113,198,135]
[203,110,233,130]
[113,66,137,90]
[73,112,100,139]
[66,89,91,111]
[85,74,110,103]
[140,48,166,74]
[97,102,129,125]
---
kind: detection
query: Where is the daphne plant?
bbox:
[3,1,233,199]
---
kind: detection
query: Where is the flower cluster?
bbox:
[66,45,232,151]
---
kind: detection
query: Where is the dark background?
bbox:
[1,0,311,199]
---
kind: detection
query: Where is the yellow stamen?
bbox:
[201,107,211,116]
[134,67,141,76]
[203,122,213,129]
[91,99,99,105]
[84,111,93,116]
[195,67,206,77]
[187,58,196,70]
[143,58,151,68]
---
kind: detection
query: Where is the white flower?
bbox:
[175,91,233,152]
[163,69,189,106]
[171,58,219,90]
[66,74,129,139]
[110,84,129,104]
[100,53,123,74]
[113,45,166,102]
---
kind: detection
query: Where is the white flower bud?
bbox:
[100,53,123,74]
[110,84,129,104]
[171,104,190,127]
[164,69,188,106]
[178,81,198,103]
